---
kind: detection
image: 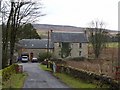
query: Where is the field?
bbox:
[89,42,119,48]
[36,30,48,38]
[107,42,119,47]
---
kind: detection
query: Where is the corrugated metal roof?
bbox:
[51,32,88,43]
[18,39,54,49]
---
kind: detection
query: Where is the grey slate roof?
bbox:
[51,32,88,43]
[18,39,54,49]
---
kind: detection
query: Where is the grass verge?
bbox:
[54,73,98,88]
[0,70,2,76]
[0,70,2,89]
[2,73,27,89]
[39,64,100,88]
[39,64,52,72]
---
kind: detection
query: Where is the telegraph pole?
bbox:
[0,1,2,70]
[118,2,120,89]
[47,30,49,68]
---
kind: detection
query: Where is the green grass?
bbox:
[2,73,27,89]
[107,42,119,47]
[0,70,2,89]
[39,64,52,72]
[40,64,100,88]
[89,42,119,48]
[0,70,2,76]
[54,73,98,88]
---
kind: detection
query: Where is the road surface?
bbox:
[21,63,69,88]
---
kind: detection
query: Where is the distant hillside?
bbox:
[32,24,85,32]
[32,24,118,34]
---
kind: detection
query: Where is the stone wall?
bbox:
[53,64,119,89]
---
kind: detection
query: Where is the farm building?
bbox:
[17,39,54,60]
[51,31,88,58]
[17,31,88,59]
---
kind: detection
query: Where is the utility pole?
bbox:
[47,30,49,68]
[0,1,2,69]
[118,2,120,88]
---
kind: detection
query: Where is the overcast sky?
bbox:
[37,0,119,30]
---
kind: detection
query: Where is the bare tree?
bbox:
[88,20,108,59]
[1,0,45,68]
[2,1,14,68]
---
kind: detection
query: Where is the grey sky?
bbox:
[36,0,119,30]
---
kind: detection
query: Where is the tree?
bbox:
[2,2,14,68]
[16,23,41,40]
[38,52,52,62]
[61,42,72,58]
[1,1,44,68]
[88,20,108,58]
[112,33,120,42]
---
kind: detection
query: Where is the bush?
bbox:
[38,52,52,62]
[2,64,19,82]
[65,57,86,61]
[41,60,47,65]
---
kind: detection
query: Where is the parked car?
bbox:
[21,56,29,62]
[32,57,38,62]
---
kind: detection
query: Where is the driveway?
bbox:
[20,63,70,88]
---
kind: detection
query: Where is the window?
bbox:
[32,44,34,46]
[59,51,61,56]
[79,43,82,48]
[59,43,61,47]
[79,51,81,56]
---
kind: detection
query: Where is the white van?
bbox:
[21,56,29,62]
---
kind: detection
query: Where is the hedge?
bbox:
[2,64,19,82]
[65,57,86,61]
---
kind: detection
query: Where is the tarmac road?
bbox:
[21,63,69,88]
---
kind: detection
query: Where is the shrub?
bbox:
[41,60,47,65]
[38,52,52,62]
[2,64,19,82]
[65,57,86,61]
